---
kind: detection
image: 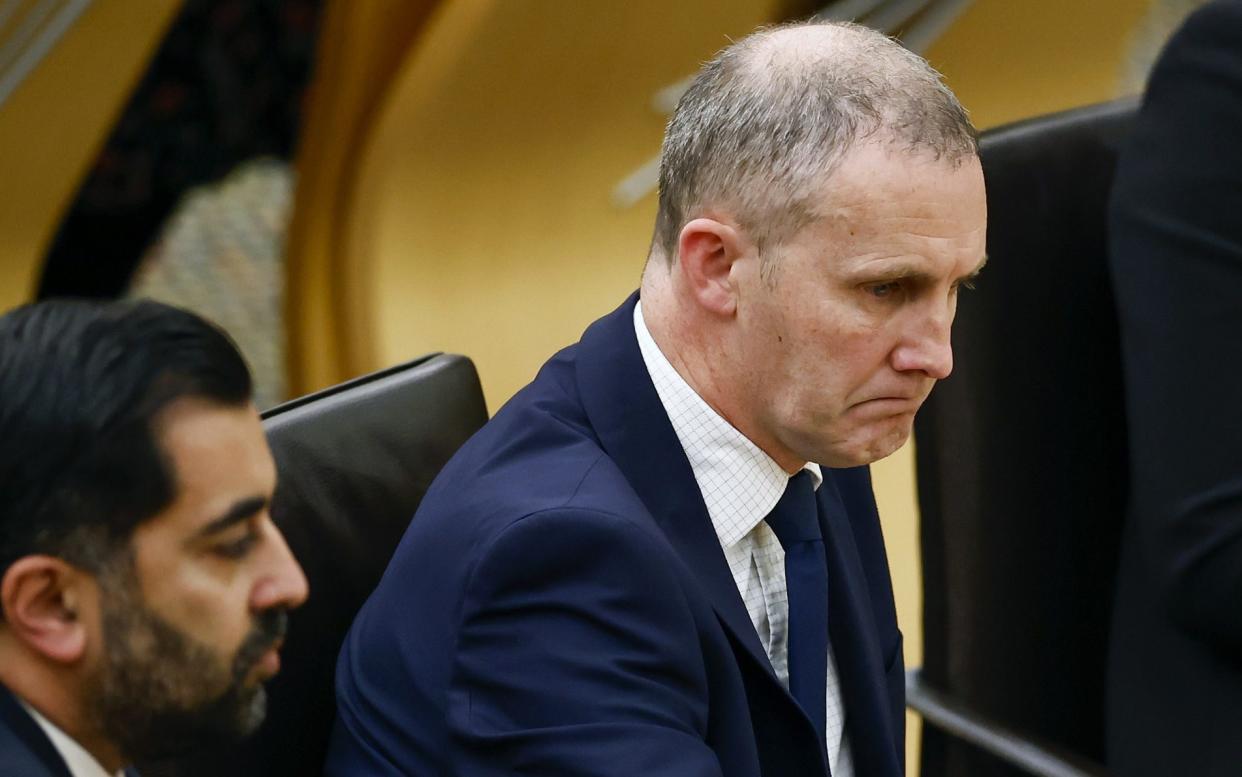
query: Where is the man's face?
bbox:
[84,398,308,762]
[732,142,987,468]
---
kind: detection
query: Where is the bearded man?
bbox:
[0,299,309,776]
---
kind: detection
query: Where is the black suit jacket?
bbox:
[327,293,904,776]
[1107,2,1242,774]
[0,685,71,777]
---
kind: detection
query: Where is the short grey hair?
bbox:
[653,20,978,264]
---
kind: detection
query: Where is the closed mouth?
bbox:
[851,396,921,415]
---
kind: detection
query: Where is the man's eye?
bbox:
[214,533,259,560]
[866,282,900,298]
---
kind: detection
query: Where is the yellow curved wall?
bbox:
[0,0,180,313]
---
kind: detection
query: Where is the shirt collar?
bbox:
[634,301,822,548]
[18,699,124,777]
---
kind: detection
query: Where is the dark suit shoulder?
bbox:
[826,465,886,553]
[1119,0,1242,206]
[1170,0,1242,51]
[828,466,878,515]
[1109,0,1242,650]
[0,687,72,777]
[411,341,655,550]
[445,504,716,767]
[462,503,694,611]
[823,465,901,654]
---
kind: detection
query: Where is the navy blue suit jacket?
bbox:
[0,686,72,777]
[326,294,905,776]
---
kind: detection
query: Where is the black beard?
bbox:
[85,573,288,765]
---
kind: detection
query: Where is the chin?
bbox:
[833,422,913,467]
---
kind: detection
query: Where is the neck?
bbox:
[641,269,723,409]
[640,271,806,474]
[0,642,127,773]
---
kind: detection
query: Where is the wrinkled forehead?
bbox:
[810,143,985,224]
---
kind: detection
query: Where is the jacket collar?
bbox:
[817,474,902,777]
[0,684,73,777]
[576,293,778,676]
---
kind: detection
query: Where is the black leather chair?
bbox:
[146,353,488,776]
[910,99,1138,777]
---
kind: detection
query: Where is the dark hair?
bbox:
[0,299,253,579]
[654,20,979,262]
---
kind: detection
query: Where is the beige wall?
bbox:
[0,0,179,313]
[354,2,1151,773]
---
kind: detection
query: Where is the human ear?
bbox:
[676,217,750,317]
[0,556,90,664]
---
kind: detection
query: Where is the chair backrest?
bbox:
[914,99,1137,777]
[147,352,488,776]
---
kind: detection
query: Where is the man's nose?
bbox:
[251,521,310,613]
[891,305,954,380]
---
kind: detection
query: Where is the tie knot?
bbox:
[765,469,821,549]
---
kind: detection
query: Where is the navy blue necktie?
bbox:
[765,470,830,753]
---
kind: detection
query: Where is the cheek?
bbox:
[800,326,892,388]
[144,566,254,649]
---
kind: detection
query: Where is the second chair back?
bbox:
[913,99,1137,777]
[147,353,488,776]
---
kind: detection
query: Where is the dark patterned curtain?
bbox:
[37,0,323,299]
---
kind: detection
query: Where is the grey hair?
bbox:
[653,20,978,265]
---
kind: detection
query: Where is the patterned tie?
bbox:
[765,469,830,757]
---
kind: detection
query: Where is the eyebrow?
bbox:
[965,253,990,279]
[848,253,990,284]
[848,261,938,285]
[192,495,269,540]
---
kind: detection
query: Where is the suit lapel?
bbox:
[575,293,779,685]
[817,474,901,776]
[0,685,74,777]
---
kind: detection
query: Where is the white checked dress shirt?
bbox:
[634,302,854,776]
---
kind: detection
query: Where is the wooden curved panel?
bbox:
[283,0,444,394]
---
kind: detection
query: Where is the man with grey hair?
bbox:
[327,20,986,777]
